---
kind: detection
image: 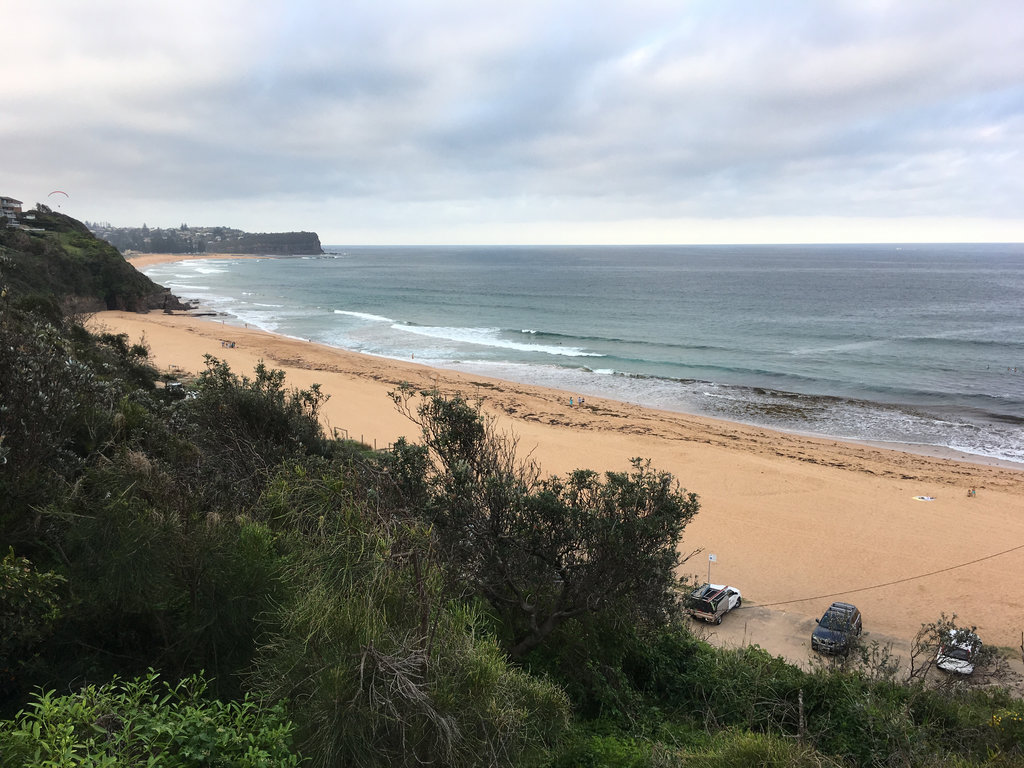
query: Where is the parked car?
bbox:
[686,583,742,624]
[936,629,982,675]
[811,602,862,654]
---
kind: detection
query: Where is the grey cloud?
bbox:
[3,0,1023,241]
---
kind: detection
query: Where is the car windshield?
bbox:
[820,611,852,630]
[942,646,972,661]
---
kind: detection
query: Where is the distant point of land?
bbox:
[87,222,323,256]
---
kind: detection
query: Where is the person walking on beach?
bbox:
[569,396,574,407]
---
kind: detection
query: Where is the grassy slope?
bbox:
[0,210,166,310]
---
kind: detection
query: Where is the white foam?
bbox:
[395,324,603,358]
[789,339,883,355]
[334,309,394,323]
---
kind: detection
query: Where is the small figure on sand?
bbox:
[967,488,976,498]
[569,396,574,406]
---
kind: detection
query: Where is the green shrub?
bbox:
[548,730,654,768]
[391,389,700,661]
[0,670,302,766]
[179,357,331,511]
[42,482,284,699]
[676,729,844,767]
[0,550,65,699]
[990,704,1024,752]
[0,307,102,534]
[251,469,570,768]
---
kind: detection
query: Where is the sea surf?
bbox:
[141,243,1024,465]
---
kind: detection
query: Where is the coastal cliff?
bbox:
[0,210,189,312]
[213,231,323,255]
[87,223,324,256]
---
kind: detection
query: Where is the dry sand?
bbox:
[90,253,1024,668]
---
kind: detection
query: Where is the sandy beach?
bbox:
[91,253,1024,665]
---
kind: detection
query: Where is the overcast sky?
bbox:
[4,1,1023,244]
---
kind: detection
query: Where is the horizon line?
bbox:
[317,240,1024,247]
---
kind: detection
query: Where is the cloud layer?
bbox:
[4,1,1023,243]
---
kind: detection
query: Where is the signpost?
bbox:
[708,553,717,584]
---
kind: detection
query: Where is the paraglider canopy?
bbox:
[47,190,69,208]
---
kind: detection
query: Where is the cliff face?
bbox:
[213,232,323,255]
[87,223,326,256]
[0,211,190,313]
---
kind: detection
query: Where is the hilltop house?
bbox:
[1,196,23,224]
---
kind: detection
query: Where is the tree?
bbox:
[180,356,331,510]
[906,613,1019,691]
[0,304,107,541]
[390,387,701,659]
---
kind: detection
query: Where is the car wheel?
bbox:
[736,597,742,608]
[715,615,723,625]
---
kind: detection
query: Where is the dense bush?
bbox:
[534,615,1024,768]
[0,551,65,700]
[251,467,570,768]
[0,306,105,537]
[0,671,302,766]
[547,729,656,768]
[620,633,1024,767]
[178,356,332,511]
[391,388,701,660]
[0,313,315,705]
[673,729,845,768]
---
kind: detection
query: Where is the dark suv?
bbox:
[811,602,862,654]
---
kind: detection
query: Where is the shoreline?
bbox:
[848,437,1024,471]
[127,251,271,269]
[111,253,1024,655]
[131,252,1024,471]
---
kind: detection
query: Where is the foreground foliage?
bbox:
[251,468,570,767]
[0,671,301,766]
[538,624,1024,767]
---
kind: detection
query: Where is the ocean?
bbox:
[140,244,1024,465]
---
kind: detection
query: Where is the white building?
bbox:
[1,196,23,223]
